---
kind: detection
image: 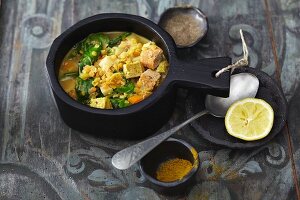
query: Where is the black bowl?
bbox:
[46,13,231,139]
[158,6,208,48]
[139,138,199,194]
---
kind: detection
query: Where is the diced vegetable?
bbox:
[128,95,143,104]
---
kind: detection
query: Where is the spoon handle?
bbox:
[111,110,209,170]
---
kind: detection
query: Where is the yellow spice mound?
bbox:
[156,158,193,182]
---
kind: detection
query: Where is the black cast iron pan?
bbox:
[46,13,231,139]
[186,67,287,148]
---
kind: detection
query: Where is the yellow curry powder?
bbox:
[191,147,198,160]
[156,158,193,182]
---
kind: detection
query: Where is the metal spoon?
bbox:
[112,73,259,170]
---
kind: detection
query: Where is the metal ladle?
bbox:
[112,73,259,170]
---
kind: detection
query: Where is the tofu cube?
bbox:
[140,44,163,70]
[99,56,115,73]
[136,69,161,91]
[90,97,113,109]
[123,62,144,79]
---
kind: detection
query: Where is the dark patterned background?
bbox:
[0,0,300,199]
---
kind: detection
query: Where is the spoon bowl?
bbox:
[205,73,259,117]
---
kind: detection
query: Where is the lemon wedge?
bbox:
[225,98,274,141]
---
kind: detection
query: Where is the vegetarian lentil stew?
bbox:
[58,32,169,109]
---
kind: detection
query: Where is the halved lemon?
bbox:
[225,98,274,141]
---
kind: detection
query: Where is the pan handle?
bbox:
[169,57,231,97]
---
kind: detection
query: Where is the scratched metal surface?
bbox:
[0,0,299,199]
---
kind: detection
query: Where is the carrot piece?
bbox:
[128,95,143,104]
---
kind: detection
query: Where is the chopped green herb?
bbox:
[78,33,110,71]
[114,81,135,94]
[106,47,114,56]
[110,98,130,108]
[75,77,94,104]
[108,32,131,47]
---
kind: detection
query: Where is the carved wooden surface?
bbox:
[0,0,300,199]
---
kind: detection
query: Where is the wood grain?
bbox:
[264,0,300,199]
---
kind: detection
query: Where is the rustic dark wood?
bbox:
[264,0,300,199]
[0,0,299,199]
